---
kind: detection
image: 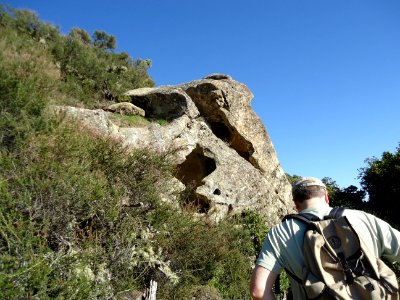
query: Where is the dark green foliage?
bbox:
[93,30,116,50]
[285,173,302,184]
[359,145,400,227]
[0,4,154,107]
[321,177,339,197]
[1,6,59,42]
[55,32,154,103]
[0,24,56,151]
[69,27,91,44]
[150,209,264,299]
[240,209,269,255]
[330,185,365,209]
[322,177,365,209]
[0,119,174,298]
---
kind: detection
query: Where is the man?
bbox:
[250,177,400,300]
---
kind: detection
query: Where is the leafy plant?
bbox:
[241,209,269,255]
[359,145,400,227]
[0,4,154,107]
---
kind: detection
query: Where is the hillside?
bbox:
[0,5,295,299]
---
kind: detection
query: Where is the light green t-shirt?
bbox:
[256,203,400,299]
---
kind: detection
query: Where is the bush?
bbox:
[0,123,175,298]
[0,25,57,151]
[148,208,269,299]
[1,4,154,108]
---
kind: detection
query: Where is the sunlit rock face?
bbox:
[51,74,294,225]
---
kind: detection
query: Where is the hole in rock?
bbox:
[209,121,231,142]
[176,145,216,213]
[183,192,210,214]
[209,120,254,162]
[213,189,221,195]
[130,92,187,120]
[185,84,256,167]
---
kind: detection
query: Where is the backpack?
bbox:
[280,207,399,299]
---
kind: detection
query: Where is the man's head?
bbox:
[292,177,328,211]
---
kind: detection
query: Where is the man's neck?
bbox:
[298,197,328,212]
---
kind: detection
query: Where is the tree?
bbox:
[69,27,91,44]
[359,144,400,226]
[332,185,365,210]
[285,173,302,184]
[322,177,365,209]
[321,177,340,199]
[92,30,116,50]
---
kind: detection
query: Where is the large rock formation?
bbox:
[51,74,294,225]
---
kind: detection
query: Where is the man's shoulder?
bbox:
[342,207,375,220]
[270,214,309,236]
[341,208,385,238]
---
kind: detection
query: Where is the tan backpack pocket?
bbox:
[304,271,334,299]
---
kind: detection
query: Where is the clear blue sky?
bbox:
[7,0,400,188]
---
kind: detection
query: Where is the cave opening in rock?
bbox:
[185,86,256,165]
[229,131,254,161]
[129,92,187,120]
[209,121,231,143]
[208,120,254,162]
[176,145,216,213]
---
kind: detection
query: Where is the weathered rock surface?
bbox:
[105,102,145,116]
[51,74,294,225]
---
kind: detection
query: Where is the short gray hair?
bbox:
[292,177,326,203]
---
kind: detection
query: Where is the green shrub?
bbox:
[0,4,154,108]
[54,28,154,105]
[0,122,175,298]
[147,207,270,299]
[0,26,57,151]
[240,209,270,255]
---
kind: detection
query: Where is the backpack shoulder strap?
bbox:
[326,207,346,219]
[277,213,324,288]
[283,212,321,224]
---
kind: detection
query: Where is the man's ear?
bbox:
[325,191,329,204]
[294,200,301,212]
